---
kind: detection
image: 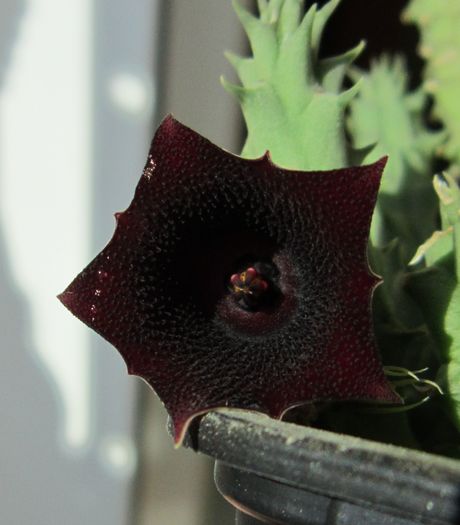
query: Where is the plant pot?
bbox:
[188,410,460,524]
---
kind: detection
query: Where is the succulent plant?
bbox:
[223,0,363,169]
[224,0,458,452]
[404,0,460,168]
[395,0,460,452]
[407,174,460,438]
[58,0,460,455]
[348,56,442,261]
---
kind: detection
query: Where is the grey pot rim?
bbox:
[187,409,460,525]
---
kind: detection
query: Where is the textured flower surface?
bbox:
[59,116,399,445]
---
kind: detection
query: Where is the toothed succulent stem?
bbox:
[348,56,443,261]
[407,174,460,433]
[404,0,460,169]
[224,0,362,170]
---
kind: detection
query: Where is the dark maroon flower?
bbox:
[59,115,399,445]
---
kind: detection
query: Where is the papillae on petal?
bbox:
[59,115,400,445]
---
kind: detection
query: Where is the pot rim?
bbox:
[188,409,460,524]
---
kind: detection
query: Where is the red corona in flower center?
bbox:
[229,266,270,310]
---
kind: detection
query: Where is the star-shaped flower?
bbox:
[59,116,399,445]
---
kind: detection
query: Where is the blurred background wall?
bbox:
[133,2,247,524]
[0,0,249,523]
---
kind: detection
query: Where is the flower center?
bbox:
[229,266,270,310]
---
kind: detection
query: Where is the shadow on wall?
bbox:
[0,217,115,525]
[0,3,101,524]
[0,217,67,522]
[0,0,26,88]
[0,3,66,523]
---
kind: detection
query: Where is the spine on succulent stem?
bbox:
[223,0,363,170]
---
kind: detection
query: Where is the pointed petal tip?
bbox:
[263,150,272,162]
[57,289,71,308]
[161,112,175,124]
[56,291,66,305]
[156,114,200,144]
[171,406,265,448]
[250,149,275,168]
[152,114,213,155]
[159,113,180,133]
[173,422,189,449]
[171,411,202,448]
[375,156,389,184]
[57,288,79,319]
[366,155,389,180]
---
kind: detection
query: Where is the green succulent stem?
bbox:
[348,56,442,260]
[407,174,460,433]
[404,0,460,168]
[224,0,361,170]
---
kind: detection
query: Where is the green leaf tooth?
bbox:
[405,147,425,173]
[277,0,302,42]
[410,227,454,267]
[323,39,365,67]
[298,3,317,35]
[433,173,460,229]
[321,64,346,93]
[435,173,460,205]
[338,78,362,108]
[220,75,248,102]
[224,51,257,86]
[224,50,244,71]
[232,0,277,76]
[290,3,317,84]
[405,88,426,112]
[232,1,259,36]
[389,55,405,75]
[257,0,269,16]
[415,129,446,155]
[273,3,316,98]
[320,40,365,92]
[266,0,284,23]
[312,0,340,55]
